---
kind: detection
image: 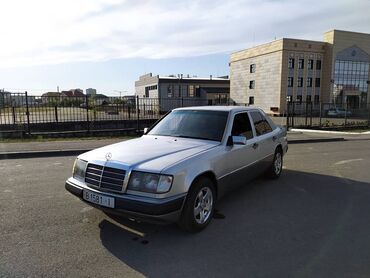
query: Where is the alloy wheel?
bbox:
[274,152,282,175]
[193,187,213,224]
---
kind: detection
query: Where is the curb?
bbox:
[290,128,370,135]
[289,138,345,144]
[0,149,91,160]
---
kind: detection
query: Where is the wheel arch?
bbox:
[276,144,283,154]
[189,171,218,199]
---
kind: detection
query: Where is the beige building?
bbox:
[230,30,370,114]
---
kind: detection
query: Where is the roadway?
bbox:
[1,140,370,277]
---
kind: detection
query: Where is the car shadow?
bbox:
[99,170,370,278]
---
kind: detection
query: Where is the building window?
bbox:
[145,87,149,97]
[298,59,304,69]
[249,96,254,105]
[188,85,194,97]
[297,77,303,87]
[195,86,201,97]
[296,95,302,103]
[316,60,322,70]
[308,59,314,69]
[287,95,293,102]
[250,64,256,73]
[288,77,294,87]
[307,77,313,87]
[146,85,157,91]
[314,95,320,104]
[315,78,321,87]
[306,95,312,102]
[333,59,370,104]
[167,85,173,98]
[249,80,255,89]
[288,58,295,69]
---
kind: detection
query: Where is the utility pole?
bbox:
[114,90,128,99]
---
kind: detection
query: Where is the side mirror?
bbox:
[143,127,148,134]
[227,135,247,146]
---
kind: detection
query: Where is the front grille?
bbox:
[85,163,126,192]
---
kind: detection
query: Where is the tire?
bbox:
[178,177,215,233]
[268,148,283,179]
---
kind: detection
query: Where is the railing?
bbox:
[287,101,370,129]
[0,92,238,133]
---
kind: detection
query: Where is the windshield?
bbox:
[148,110,229,141]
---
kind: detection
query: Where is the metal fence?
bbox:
[0,92,237,134]
[287,101,370,129]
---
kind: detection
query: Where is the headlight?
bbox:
[128,171,173,193]
[72,159,87,181]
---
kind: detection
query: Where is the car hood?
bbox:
[78,135,218,172]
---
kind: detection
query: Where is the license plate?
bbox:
[82,190,115,208]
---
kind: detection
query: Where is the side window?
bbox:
[231,113,253,139]
[250,111,273,136]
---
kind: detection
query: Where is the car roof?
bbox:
[173,106,259,113]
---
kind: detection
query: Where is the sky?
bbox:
[0,0,369,96]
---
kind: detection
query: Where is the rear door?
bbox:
[249,110,277,171]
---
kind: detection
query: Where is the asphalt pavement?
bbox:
[1,140,370,277]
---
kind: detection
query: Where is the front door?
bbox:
[218,112,261,194]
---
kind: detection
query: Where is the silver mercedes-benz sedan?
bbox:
[65,106,288,232]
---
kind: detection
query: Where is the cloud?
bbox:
[0,0,369,67]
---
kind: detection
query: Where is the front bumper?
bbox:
[65,179,186,224]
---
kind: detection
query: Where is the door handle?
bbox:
[252,143,259,149]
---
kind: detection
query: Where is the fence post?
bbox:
[136,95,140,132]
[181,97,184,107]
[86,95,90,133]
[319,102,322,127]
[292,102,295,128]
[344,101,348,128]
[305,101,308,127]
[12,106,16,125]
[286,102,289,129]
[54,106,58,123]
[128,106,131,120]
[25,91,31,135]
